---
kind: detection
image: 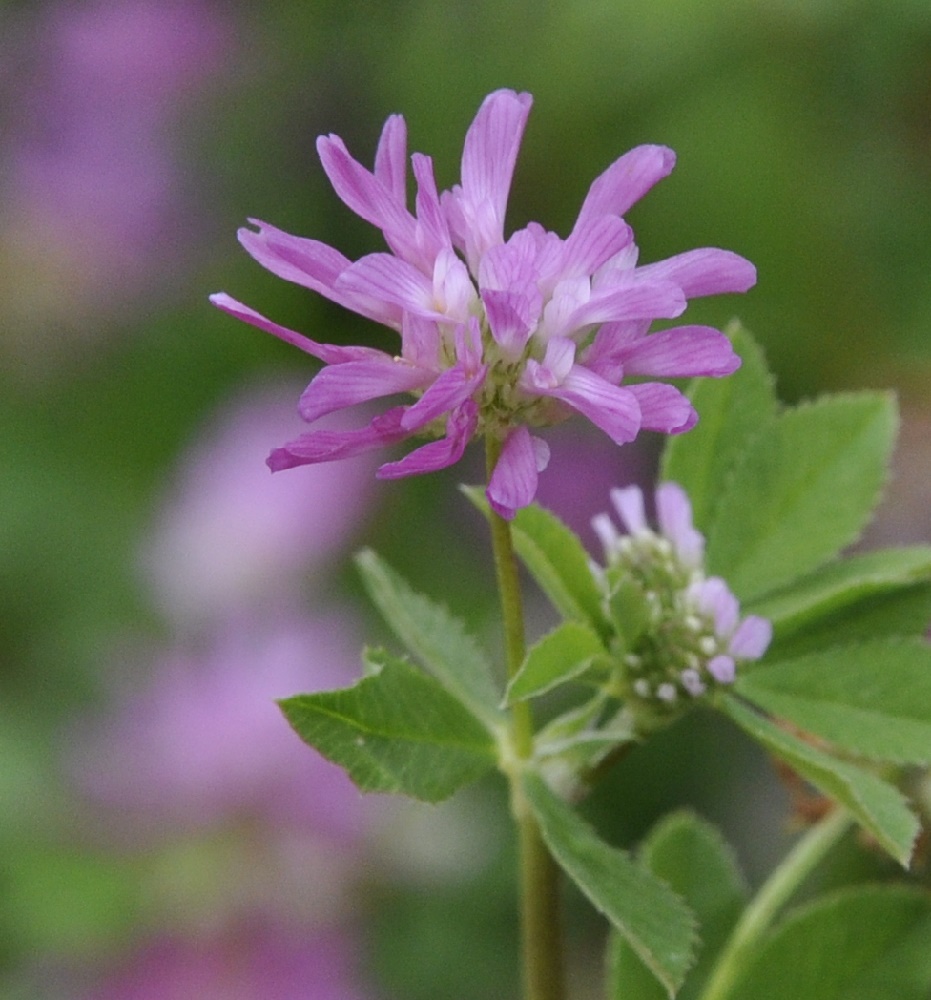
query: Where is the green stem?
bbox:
[485,435,566,1000]
[698,807,852,1000]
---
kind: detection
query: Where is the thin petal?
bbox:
[267,408,408,470]
[707,655,736,684]
[377,401,478,479]
[549,277,686,338]
[627,383,697,434]
[637,248,757,297]
[298,358,430,423]
[532,365,641,445]
[486,426,542,519]
[317,133,413,241]
[336,254,447,320]
[610,485,647,535]
[656,482,704,564]
[237,221,403,328]
[604,325,741,378]
[574,145,676,228]
[729,616,773,659]
[557,215,633,281]
[209,293,383,364]
[400,363,487,431]
[374,114,408,205]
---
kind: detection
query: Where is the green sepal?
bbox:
[706,392,897,603]
[734,638,931,765]
[720,696,917,866]
[505,621,607,705]
[725,885,931,1000]
[606,577,652,652]
[279,650,497,803]
[355,548,503,728]
[462,487,610,638]
[523,772,697,997]
[660,323,777,535]
[608,812,749,1000]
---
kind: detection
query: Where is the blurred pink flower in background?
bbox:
[84,923,375,1000]
[75,614,374,843]
[0,0,230,366]
[140,381,380,625]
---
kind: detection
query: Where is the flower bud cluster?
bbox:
[592,482,771,713]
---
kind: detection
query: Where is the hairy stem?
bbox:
[698,807,852,1000]
[486,436,566,1000]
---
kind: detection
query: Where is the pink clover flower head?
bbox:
[593,481,771,710]
[211,89,755,518]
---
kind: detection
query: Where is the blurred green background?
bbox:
[2,0,930,996]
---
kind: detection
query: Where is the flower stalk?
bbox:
[698,807,852,1000]
[486,434,566,1000]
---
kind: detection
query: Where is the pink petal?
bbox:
[604,325,741,378]
[557,215,633,281]
[336,254,448,321]
[707,655,736,684]
[237,221,404,328]
[209,293,383,365]
[374,114,408,205]
[656,482,704,565]
[729,616,773,659]
[610,485,647,535]
[533,365,641,446]
[486,426,544,519]
[399,363,487,431]
[298,358,431,422]
[554,277,686,337]
[377,402,478,479]
[454,89,534,266]
[316,133,413,240]
[267,408,408,471]
[627,383,697,433]
[574,145,676,228]
[637,248,757,298]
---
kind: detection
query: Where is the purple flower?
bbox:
[139,382,379,624]
[83,923,374,1000]
[594,482,771,707]
[212,90,755,517]
[73,616,375,843]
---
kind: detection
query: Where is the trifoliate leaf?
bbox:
[734,638,931,765]
[280,652,497,802]
[707,393,897,603]
[505,621,607,704]
[355,548,503,728]
[524,773,696,997]
[721,696,917,866]
[660,323,777,535]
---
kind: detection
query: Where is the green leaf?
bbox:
[523,773,696,997]
[279,652,497,803]
[706,393,897,602]
[609,812,749,1000]
[355,549,503,728]
[746,546,931,637]
[506,621,606,704]
[763,582,931,661]
[462,487,609,635]
[660,323,777,534]
[720,696,917,866]
[734,638,931,765]
[728,886,931,1000]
